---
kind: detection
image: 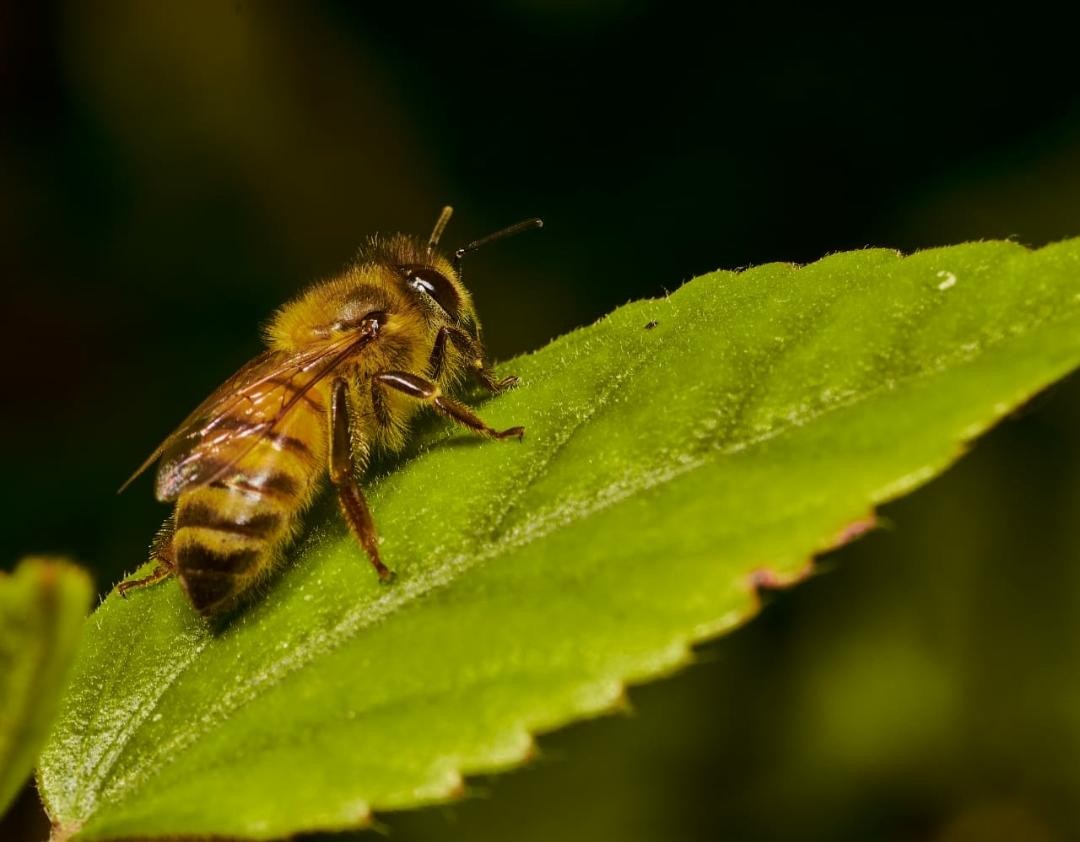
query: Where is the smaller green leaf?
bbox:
[0,557,93,816]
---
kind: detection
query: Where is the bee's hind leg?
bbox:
[118,516,176,598]
[330,377,394,583]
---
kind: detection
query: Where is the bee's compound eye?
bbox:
[401,264,460,318]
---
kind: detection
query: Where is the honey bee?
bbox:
[118,207,542,616]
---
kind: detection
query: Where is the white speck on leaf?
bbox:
[937,270,957,291]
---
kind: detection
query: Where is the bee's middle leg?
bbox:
[118,516,176,598]
[373,370,525,440]
[330,377,394,583]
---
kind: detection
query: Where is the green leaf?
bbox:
[0,557,92,817]
[39,240,1080,841]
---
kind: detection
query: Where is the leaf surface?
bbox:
[39,240,1080,840]
[0,558,92,816]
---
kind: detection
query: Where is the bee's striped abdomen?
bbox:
[172,393,328,615]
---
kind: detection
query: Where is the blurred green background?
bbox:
[2,2,1079,840]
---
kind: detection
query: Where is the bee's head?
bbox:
[266,208,541,353]
[398,206,542,339]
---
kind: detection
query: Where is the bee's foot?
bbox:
[479,370,519,393]
[377,566,397,584]
[496,426,525,441]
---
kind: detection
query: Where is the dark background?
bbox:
[3,3,1080,840]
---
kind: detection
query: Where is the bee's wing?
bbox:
[121,330,376,501]
[120,349,284,493]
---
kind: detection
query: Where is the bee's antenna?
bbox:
[453,217,544,276]
[427,205,454,257]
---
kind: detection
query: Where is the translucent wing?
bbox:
[121,330,376,502]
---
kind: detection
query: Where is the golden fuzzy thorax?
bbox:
[264,234,478,453]
[266,234,474,355]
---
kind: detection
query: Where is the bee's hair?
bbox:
[354,233,433,271]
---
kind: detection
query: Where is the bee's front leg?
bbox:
[329,377,394,583]
[372,371,524,440]
[427,327,519,393]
